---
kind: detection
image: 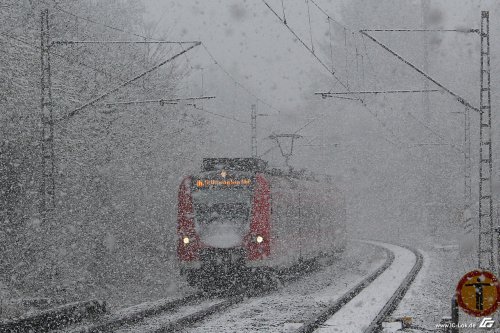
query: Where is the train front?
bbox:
[177,168,270,288]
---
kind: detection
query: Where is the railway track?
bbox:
[184,240,421,333]
[363,244,423,333]
[295,241,423,333]
[56,272,284,332]
[114,295,243,333]
[65,292,207,333]
[105,264,320,332]
[48,251,339,332]
[185,241,397,332]
[0,300,106,333]
[294,244,395,333]
[3,241,421,332]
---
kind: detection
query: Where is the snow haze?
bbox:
[2,0,500,330]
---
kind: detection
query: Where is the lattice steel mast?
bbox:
[40,9,56,223]
[251,104,268,157]
[251,104,257,157]
[357,13,493,270]
[478,11,493,270]
[37,9,202,224]
[464,106,473,234]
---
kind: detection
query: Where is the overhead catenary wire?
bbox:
[360,48,366,89]
[258,2,418,152]
[0,30,146,92]
[201,43,283,115]
[362,28,479,33]
[317,89,441,95]
[8,35,197,115]
[260,0,417,148]
[344,28,350,89]
[43,0,193,86]
[308,0,356,33]
[354,34,361,89]
[46,0,159,41]
[189,104,248,124]
[405,112,463,153]
[294,117,321,134]
[328,19,334,73]
[48,0,190,74]
[45,0,282,118]
[1,6,193,110]
[44,0,347,130]
[281,0,287,24]
[297,0,467,152]
[177,41,204,96]
[361,34,380,90]
[6,1,258,128]
[63,42,201,120]
[100,96,216,107]
[17,0,331,117]
[52,40,198,45]
[14,0,464,156]
[260,0,351,93]
[360,30,479,112]
[306,0,315,54]
[358,34,461,152]
[48,8,249,125]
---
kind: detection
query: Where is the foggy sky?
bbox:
[142,0,497,169]
[139,0,500,239]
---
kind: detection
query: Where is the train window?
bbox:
[192,188,252,247]
[194,202,250,223]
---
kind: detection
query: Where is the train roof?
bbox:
[199,157,333,184]
[202,158,267,173]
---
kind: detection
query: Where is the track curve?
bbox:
[294,242,395,333]
[56,240,416,333]
[363,243,423,333]
[298,240,423,333]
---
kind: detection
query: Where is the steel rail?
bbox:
[144,257,330,332]
[150,295,245,333]
[293,244,395,333]
[67,265,301,332]
[70,292,205,333]
[98,256,330,332]
[0,300,106,333]
[65,249,370,332]
[363,245,424,333]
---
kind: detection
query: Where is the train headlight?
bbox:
[182,236,190,245]
[256,235,264,243]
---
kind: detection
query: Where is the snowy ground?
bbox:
[390,236,495,333]
[3,237,487,333]
[114,298,223,333]
[316,241,416,333]
[181,238,487,333]
[185,241,387,332]
[27,240,386,333]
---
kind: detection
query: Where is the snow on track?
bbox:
[187,242,388,332]
[315,240,416,333]
[114,298,223,333]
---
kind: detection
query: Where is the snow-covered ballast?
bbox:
[176,158,346,287]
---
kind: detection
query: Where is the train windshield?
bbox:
[192,188,253,248]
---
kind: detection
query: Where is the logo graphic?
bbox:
[479,317,495,328]
[456,270,500,317]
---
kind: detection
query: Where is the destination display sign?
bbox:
[194,178,252,188]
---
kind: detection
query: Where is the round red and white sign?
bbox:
[456,270,500,317]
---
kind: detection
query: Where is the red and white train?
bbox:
[177,158,346,288]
